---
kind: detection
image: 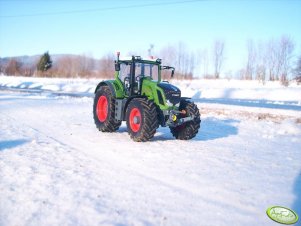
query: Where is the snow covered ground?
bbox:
[0,76,301,226]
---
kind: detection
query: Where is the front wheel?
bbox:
[126,98,158,142]
[170,100,201,140]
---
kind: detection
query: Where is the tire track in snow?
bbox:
[2,91,300,226]
[1,106,248,216]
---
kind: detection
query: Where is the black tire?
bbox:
[93,86,121,132]
[170,100,201,140]
[126,98,158,142]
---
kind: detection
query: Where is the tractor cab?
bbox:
[115,54,163,96]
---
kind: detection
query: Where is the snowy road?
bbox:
[1,90,301,226]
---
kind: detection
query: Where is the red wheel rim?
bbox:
[129,108,141,132]
[97,96,108,122]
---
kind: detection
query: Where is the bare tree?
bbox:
[55,56,73,77]
[293,55,301,84]
[244,40,257,80]
[52,54,95,78]
[55,56,78,77]
[99,53,115,78]
[213,40,225,79]
[77,54,94,77]
[265,36,295,83]
[159,44,177,80]
[201,49,209,78]
[293,55,301,76]
[159,42,195,79]
[195,48,209,78]
[278,36,295,84]
[237,68,246,80]
[20,65,35,77]
[4,58,21,75]
[266,39,278,81]
[176,42,196,79]
[182,49,195,79]
[255,41,266,83]
[175,42,187,78]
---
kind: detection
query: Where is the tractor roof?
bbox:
[119,56,162,64]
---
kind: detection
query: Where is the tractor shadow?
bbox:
[0,139,29,151]
[195,117,239,141]
[293,170,301,219]
[153,117,239,141]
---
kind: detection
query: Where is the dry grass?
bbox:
[200,107,295,123]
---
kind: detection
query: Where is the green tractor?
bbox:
[93,53,201,142]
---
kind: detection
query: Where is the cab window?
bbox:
[119,63,131,83]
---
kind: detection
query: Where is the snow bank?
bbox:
[172,79,301,103]
[1,75,301,103]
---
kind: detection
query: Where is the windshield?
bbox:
[135,63,159,81]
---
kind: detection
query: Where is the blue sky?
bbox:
[0,0,300,71]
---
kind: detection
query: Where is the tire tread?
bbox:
[93,86,121,132]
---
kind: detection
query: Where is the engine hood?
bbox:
[158,82,181,92]
[158,82,181,105]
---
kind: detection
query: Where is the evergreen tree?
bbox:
[37,52,52,71]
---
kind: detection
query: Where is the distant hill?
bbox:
[0,54,101,69]
[0,55,40,67]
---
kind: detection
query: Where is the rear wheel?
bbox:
[93,86,121,132]
[170,100,201,140]
[126,98,158,142]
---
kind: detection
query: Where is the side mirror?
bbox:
[171,69,174,78]
[115,62,120,71]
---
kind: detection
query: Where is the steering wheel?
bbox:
[135,75,143,82]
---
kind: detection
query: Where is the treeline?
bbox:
[239,37,298,85]
[1,35,300,85]
[157,36,300,85]
[0,53,115,79]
